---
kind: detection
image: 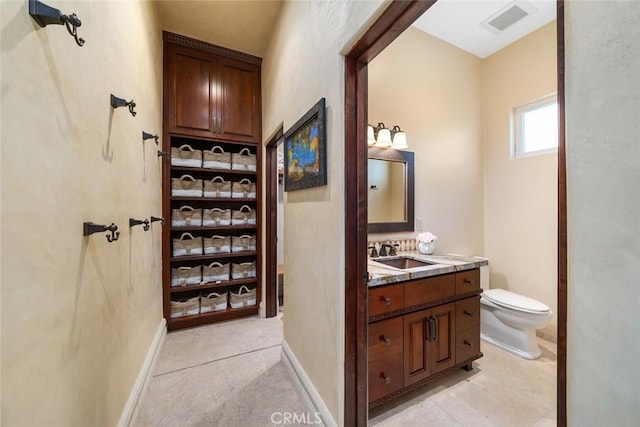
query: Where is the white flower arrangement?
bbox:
[416,232,437,243]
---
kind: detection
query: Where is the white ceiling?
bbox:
[412,0,556,58]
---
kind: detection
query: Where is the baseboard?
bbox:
[281,340,336,427]
[119,318,167,427]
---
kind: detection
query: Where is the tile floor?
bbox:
[135,315,556,427]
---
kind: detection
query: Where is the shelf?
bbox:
[170,278,257,294]
[170,225,257,232]
[170,251,257,262]
[171,165,257,175]
[167,305,259,331]
[170,196,256,203]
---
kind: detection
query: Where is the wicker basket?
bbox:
[231,261,256,279]
[172,232,203,257]
[203,146,232,170]
[171,265,202,287]
[171,144,202,168]
[229,285,257,308]
[200,291,228,313]
[171,206,202,227]
[231,205,257,225]
[202,208,231,226]
[231,148,257,171]
[170,296,200,318]
[171,175,203,197]
[231,179,256,199]
[203,235,231,254]
[204,176,231,198]
[231,235,256,252]
[202,262,230,283]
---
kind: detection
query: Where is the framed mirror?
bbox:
[367,147,414,233]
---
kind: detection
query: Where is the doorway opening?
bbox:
[344,1,566,426]
[265,125,284,318]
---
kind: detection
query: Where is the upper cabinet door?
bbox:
[164,39,261,144]
[216,57,261,144]
[165,45,215,137]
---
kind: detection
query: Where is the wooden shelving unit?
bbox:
[162,32,262,331]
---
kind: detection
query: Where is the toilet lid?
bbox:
[482,289,550,314]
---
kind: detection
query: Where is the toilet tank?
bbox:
[480,263,490,290]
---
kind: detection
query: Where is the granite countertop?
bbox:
[367,251,489,287]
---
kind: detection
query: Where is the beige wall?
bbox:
[1,1,163,425]
[566,2,640,424]
[262,0,385,423]
[368,27,484,256]
[483,22,558,339]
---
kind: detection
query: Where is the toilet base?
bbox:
[480,304,546,360]
[480,333,542,360]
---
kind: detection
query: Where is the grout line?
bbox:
[153,343,282,377]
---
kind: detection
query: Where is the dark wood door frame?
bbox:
[343,1,567,425]
[265,125,284,318]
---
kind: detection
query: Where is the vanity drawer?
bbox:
[456,325,481,364]
[369,317,403,359]
[404,274,455,308]
[369,284,404,317]
[456,296,480,332]
[455,269,480,295]
[368,355,403,402]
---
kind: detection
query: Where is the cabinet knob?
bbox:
[381,374,391,384]
[463,310,473,317]
[464,340,473,347]
[382,296,391,306]
[380,335,391,345]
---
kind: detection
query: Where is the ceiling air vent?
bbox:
[481,1,538,34]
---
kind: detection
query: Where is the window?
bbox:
[512,93,558,158]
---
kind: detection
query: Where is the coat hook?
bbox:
[29,0,85,47]
[110,94,136,117]
[142,131,159,145]
[157,150,169,157]
[150,216,164,225]
[129,217,150,231]
[83,222,119,242]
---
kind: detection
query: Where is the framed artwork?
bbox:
[284,98,327,192]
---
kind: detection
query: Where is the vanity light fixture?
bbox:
[368,122,408,149]
[390,125,408,149]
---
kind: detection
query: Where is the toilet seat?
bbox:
[482,289,550,314]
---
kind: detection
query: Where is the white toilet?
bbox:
[480,267,552,360]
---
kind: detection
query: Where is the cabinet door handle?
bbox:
[382,296,391,306]
[464,340,473,347]
[463,310,473,317]
[381,374,391,384]
[380,335,391,345]
[464,278,473,284]
[426,318,436,342]
[434,318,439,342]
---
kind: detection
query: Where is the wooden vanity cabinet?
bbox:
[404,302,456,386]
[163,32,261,144]
[368,269,482,407]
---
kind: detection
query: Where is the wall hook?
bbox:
[110,94,136,117]
[142,131,159,145]
[129,217,150,231]
[150,216,164,225]
[157,150,169,157]
[29,0,85,47]
[83,222,119,242]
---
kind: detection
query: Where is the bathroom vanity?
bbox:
[367,253,488,407]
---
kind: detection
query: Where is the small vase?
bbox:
[418,241,435,255]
